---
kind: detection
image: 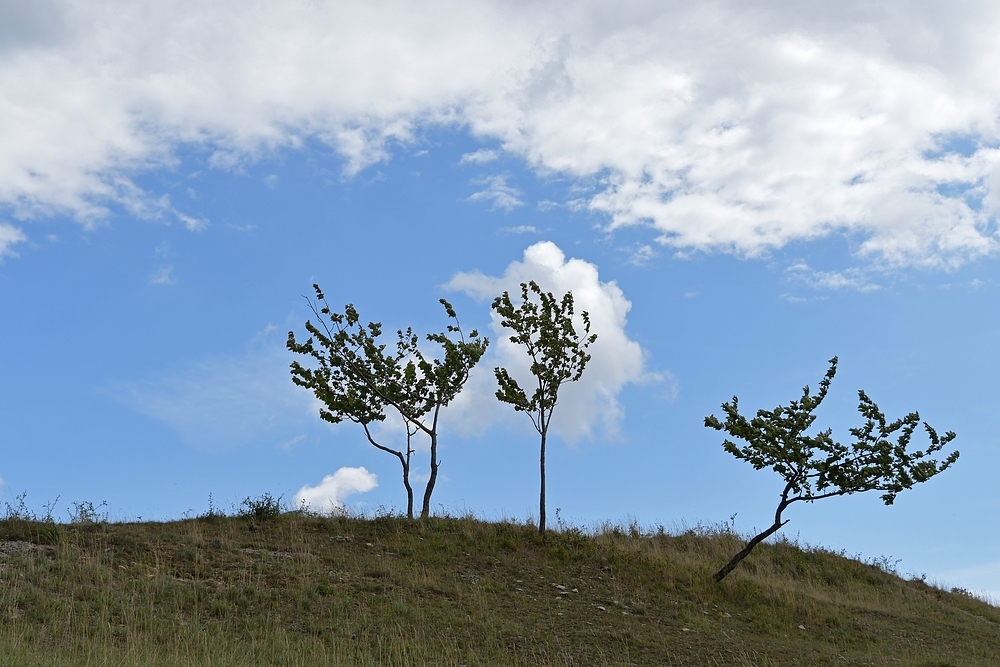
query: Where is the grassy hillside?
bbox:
[0,510,995,666]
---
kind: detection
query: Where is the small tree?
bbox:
[287,294,425,518]
[287,285,487,519]
[492,281,597,536]
[705,357,958,582]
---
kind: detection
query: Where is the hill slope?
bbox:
[0,513,995,666]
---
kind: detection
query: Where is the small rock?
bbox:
[553,584,566,590]
[0,541,49,556]
[798,624,806,630]
[596,605,606,612]
[682,628,690,632]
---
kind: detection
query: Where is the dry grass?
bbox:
[0,512,995,666]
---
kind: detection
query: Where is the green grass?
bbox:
[0,512,995,666]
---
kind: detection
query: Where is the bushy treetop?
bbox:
[705,357,959,507]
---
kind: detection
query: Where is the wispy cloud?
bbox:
[627,244,656,267]
[176,212,208,232]
[0,223,26,259]
[459,149,498,165]
[499,225,538,234]
[112,338,316,450]
[467,174,523,212]
[149,266,176,285]
[785,262,881,292]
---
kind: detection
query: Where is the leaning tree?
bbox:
[288,285,487,519]
[492,280,596,536]
[705,357,959,582]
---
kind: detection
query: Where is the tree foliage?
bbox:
[705,357,959,582]
[492,280,597,535]
[287,284,488,519]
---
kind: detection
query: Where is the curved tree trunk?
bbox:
[712,519,788,582]
[362,422,413,520]
[714,487,794,582]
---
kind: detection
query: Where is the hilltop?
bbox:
[0,511,996,666]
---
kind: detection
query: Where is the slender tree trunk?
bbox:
[538,426,547,536]
[402,461,413,520]
[389,450,413,520]
[420,405,442,519]
[420,431,437,519]
[714,490,794,582]
[403,432,414,520]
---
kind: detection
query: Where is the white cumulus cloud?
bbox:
[445,241,654,442]
[3,2,1000,266]
[293,467,378,515]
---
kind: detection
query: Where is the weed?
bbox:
[238,493,283,521]
[3,491,59,523]
[0,492,61,544]
[201,493,227,520]
[67,500,108,525]
[867,553,903,575]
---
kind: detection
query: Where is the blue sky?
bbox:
[2,0,1000,597]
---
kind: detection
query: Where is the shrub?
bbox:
[238,493,283,521]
